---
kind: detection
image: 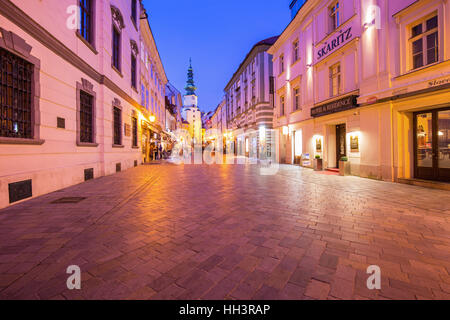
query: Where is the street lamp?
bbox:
[149,115,156,123]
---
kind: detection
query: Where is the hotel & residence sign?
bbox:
[311,95,359,117]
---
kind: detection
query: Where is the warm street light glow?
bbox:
[149,115,156,123]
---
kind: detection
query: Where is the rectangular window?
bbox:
[280,96,285,117]
[330,1,340,32]
[0,48,34,139]
[293,40,299,62]
[112,27,121,71]
[329,63,341,97]
[79,0,93,44]
[131,54,137,88]
[293,87,300,111]
[79,91,94,143]
[131,0,137,25]
[113,107,121,145]
[132,116,138,147]
[280,55,285,74]
[410,15,438,70]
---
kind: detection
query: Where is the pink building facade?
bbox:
[270,0,450,184]
[0,0,167,208]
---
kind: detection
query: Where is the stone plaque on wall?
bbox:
[124,123,131,137]
[350,135,359,152]
[315,138,322,153]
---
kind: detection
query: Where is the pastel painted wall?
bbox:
[0,0,166,208]
[270,0,450,181]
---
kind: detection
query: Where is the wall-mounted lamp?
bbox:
[306,63,313,68]
[363,19,376,30]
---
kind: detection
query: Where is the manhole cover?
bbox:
[51,197,86,204]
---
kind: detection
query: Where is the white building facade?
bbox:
[224,37,278,159]
[270,0,450,184]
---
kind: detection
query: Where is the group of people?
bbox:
[149,143,173,161]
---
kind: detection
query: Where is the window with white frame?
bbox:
[293,40,299,63]
[329,1,340,32]
[279,54,285,74]
[410,14,438,70]
[329,63,341,97]
[293,87,300,111]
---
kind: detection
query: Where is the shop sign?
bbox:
[314,21,359,64]
[302,153,311,167]
[428,77,450,88]
[311,95,359,117]
[317,27,353,61]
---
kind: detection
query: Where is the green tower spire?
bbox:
[185,58,197,96]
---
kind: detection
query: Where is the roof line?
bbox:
[224,36,279,90]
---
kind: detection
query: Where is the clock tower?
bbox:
[182,59,202,144]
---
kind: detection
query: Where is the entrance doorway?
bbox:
[414,108,450,182]
[335,124,346,168]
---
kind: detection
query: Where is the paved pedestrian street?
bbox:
[0,163,449,300]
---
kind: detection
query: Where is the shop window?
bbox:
[329,63,341,97]
[410,15,438,70]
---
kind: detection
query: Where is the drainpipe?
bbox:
[390,103,395,182]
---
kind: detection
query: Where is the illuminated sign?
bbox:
[311,95,359,117]
[317,27,353,61]
[313,18,361,64]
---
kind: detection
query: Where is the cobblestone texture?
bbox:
[0,162,449,300]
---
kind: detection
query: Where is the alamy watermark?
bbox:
[66,265,81,290]
[366,265,381,290]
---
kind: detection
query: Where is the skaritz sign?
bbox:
[314,22,359,63]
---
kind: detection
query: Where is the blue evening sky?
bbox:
[142,0,291,113]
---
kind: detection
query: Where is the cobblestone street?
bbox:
[0,163,449,300]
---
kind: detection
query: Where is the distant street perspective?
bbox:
[0,162,449,300]
[1,0,450,303]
